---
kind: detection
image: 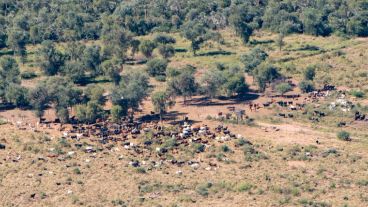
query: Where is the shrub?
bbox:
[21,71,37,79]
[111,105,126,122]
[303,66,316,81]
[243,145,268,161]
[350,90,365,98]
[196,183,212,197]
[337,131,351,141]
[299,80,315,93]
[192,143,206,153]
[154,34,176,44]
[236,182,253,192]
[220,145,231,153]
[235,138,252,147]
[136,167,146,174]
[158,44,175,59]
[275,82,292,95]
[155,75,166,82]
[73,168,81,174]
[139,40,157,58]
[146,58,168,77]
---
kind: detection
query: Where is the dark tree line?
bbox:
[0,0,366,52]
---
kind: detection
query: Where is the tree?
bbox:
[101,59,122,85]
[167,67,197,103]
[82,45,101,77]
[101,16,131,59]
[181,21,210,55]
[0,15,7,49]
[56,107,69,124]
[84,85,105,105]
[64,42,85,61]
[200,68,226,98]
[6,27,28,61]
[276,33,285,51]
[229,4,257,44]
[146,58,168,77]
[151,91,175,122]
[62,60,86,84]
[5,84,29,107]
[345,0,368,36]
[223,72,248,96]
[304,66,316,81]
[158,44,175,59]
[38,40,64,76]
[263,1,302,34]
[0,56,20,100]
[139,40,157,58]
[29,85,49,121]
[301,8,331,36]
[112,71,150,113]
[154,34,176,44]
[29,77,82,122]
[111,105,125,122]
[76,101,105,123]
[254,63,281,92]
[275,83,292,95]
[240,47,268,76]
[130,39,140,57]
[299,80,315,93]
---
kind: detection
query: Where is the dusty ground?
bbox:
[1,94,367,207]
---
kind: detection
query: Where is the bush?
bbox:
[158,44,175,59]
[154,34,176,44]
[136,167,146,174]
[196,183,212,197]
[299,80,315,93]
[275,83,292,95]
[337,131,351,141]
[111,105,126,122]
[146,58,168,77]
[155,75,166,82]
[236,182,253,192]
[192,143,205,153]
[303,66,316,81]
[73,168,81,174]
[139,40,157,58]
[350,90,365,98]
[220,145,231,153]
[21,71,37,79]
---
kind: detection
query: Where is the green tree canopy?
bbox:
[151,91,175,122]
[146,58,168,77]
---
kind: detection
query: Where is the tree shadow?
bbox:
[0,103,16,111]
[287,45,321,52]
[139,111,201,125]
[125,58,147,65]
[140,111,193,123]
[233,93,260,102]
[175,48,188,53]
[185,93,260,107]
[77,77,111,86]
[197,50,234,57]
[249,39,274,45]
[0,50,14,56]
